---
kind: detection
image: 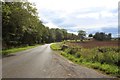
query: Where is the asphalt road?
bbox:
[2,44,113,78]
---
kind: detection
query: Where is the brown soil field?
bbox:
[66,40,119,48]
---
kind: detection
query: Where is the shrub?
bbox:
[69,47,78,55]
[75,52,81,58]
[97,53,105,64]
[64,47,79,55]
[64,48,71,54]
[97,47,120,53]
[61,44,68,50]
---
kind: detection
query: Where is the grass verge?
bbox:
[50,43,62,50]
[61,51,120,77]
[2,45,41,55]
[50,43,120,77]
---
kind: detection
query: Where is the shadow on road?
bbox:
[2,54,16,58]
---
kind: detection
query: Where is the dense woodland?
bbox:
[2,1,113,49]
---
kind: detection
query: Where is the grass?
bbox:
[50,43,62,50]
[61,51,119,76]
[83,62,119,75]
[2,44,41,55]
[50,43,120,77]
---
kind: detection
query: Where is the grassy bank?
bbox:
[50,43,62,50]
[2,44,41,55]
[50,42,120,77]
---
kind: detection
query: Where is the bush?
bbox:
[95,50,118,65]
[75,52,81,58]
[97,47,120,53]
[64,47,79,55]
[69,48,78,55]
[64,48,71,54]
[61,44,68,50]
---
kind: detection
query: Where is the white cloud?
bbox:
[43,22,60,29]
[29,0,119,13]
[100,11,118,18]
[76,13,100,19]
[28,0,119,37]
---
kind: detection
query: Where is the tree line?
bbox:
[78,30,112,41]
[93,32,112,41]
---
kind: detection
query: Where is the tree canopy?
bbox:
[93,32,112,41]
[78,30,86,41]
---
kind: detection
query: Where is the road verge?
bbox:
[2,44,41,55]
[50,42,120,78]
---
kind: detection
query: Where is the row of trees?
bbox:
[77,30,112,41]
[88,32,112,41]
[2,1,78,49]
[93,32,112,41]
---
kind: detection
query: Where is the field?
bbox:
[51,40,120,77]
[65,40,119,48]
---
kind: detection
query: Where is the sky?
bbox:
[29,0,119,37]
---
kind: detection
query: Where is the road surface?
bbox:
[3,44,113,78]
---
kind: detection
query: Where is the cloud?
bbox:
[76,13,100,19]
[29,0,119,12]
[43,22,60,29]
[28,0,119,37]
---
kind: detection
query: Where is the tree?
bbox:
[55,28,64,42]
[88,34,93,37]
[61,29,67,40]
[93,32,112,41]
[108,33,112,40]
[2,1,44,48]
[78,30,86,41]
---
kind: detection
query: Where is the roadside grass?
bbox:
[61,51,119,77]
[81,61,119,75]
[50,43,120,77]
[50,43,62,50]
[2,44,41,55]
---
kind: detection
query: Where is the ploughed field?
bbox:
[66,40,119,48]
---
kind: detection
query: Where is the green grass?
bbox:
[83,62,119,75]
[51,43,120,77]
[2,45,41,55]
[50,43,62,50]
[61,51,119,76]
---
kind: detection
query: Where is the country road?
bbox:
[2,44,113,78]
